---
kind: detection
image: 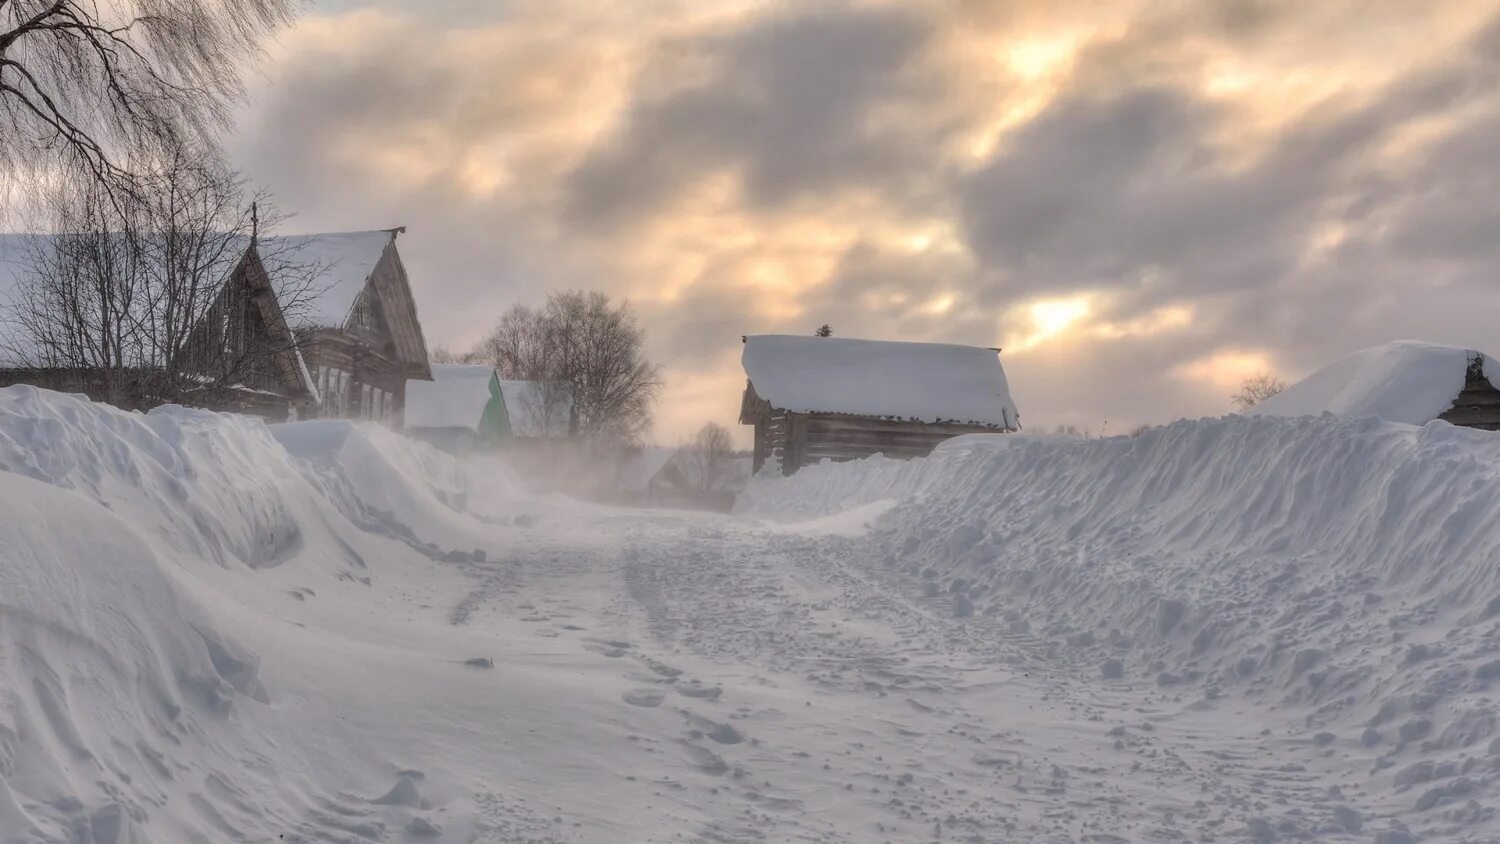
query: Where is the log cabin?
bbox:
[1437,353,1500,430]
[274,229,432,423]
[0,228,431,422]
[0,234,318,417]
[739,335,1020,475]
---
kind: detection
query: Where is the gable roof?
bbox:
[267,230,396,329]
[1251,340,1500,425]
[741,335,1020,429]
[270,229,430,378]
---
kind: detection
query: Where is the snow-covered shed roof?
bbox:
[741,335,1020,429]
[497,380,572,438]
[1251,341,1500,426]
[404,364,495,431]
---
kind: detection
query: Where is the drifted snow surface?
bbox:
[3,387,1500,842]
[1251,341,1500,425]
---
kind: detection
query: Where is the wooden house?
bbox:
[739,335,1020,475]
[174,240,320,418]
[0,234,317,418]
[0,228,431,422]
[1437,354,1500,430]
[273,229,432,423]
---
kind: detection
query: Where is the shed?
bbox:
[1252,341,1500,430]
[403,364,511,451]
[404,366,573,452]
[739,335,1020,475]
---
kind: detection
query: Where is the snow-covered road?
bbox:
[5,390,1496,843]
[399,500,1392,843]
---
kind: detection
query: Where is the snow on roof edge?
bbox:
[742,334,1019,429]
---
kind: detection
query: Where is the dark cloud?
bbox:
[232,1,1500,438]
[565,4,943,229]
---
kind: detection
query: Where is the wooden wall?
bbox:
[751,410,1007,475]
[1438,356,1500,431]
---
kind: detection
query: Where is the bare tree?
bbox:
[1232,373,1286,410]
[430,345,475,365]
[474,290,662,442]
[1,0,296,193]
[4,146,321,408]
[679,421,734,493]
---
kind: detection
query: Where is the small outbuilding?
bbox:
[739,335,1020,475]
[1252,340,1500,430]
[403,364,573,452]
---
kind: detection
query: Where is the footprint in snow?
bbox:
[681,710,744,745]
[622,689,666,707]
[676,683,723,700]
[679,742,730,775]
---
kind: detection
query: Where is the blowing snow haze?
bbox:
[230,0,1500,440]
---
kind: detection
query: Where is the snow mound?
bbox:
[1252,340,1500,424]
[272,419,484,553]
[0,386,323,568]
[0,405,276,840]
[740,413,1500,794]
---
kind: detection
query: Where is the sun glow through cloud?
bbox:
[233,0,1500,442]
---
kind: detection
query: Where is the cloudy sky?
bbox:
[231,0,1500,443]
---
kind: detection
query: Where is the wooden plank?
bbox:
[1449,391,1500,408]
[784,413,807,475]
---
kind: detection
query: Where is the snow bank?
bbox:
[0,389,287,841]
[0,386,516,840]
[273,418,495,554]
[740,413,1500,786]
[742,335,1020,428]
[0,385,327,568]
[1253,340,1500,424]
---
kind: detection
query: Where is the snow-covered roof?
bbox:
[497,380,572,438]
[741,335,1020,429]
[1251,341,1500,425]
[0,229,396,345]
[265,230,395,328]
[404,364,494,431]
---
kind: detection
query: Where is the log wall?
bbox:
[1438,357,1500,431]
[750,411,1009,475]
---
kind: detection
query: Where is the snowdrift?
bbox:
[1252,340,1500,424]
[739,413,1500,788]
[0,386,496,841]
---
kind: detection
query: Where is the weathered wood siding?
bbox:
[789,414,1003,473]
[1438,356,1500,431]
[740,377,1013,474]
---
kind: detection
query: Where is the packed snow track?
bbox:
[1,387,1498,843]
